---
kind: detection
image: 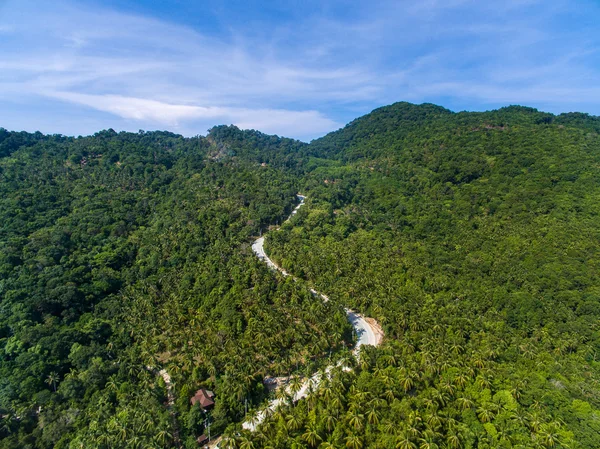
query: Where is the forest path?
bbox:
[154,368,181,447]
[243,195,383,431]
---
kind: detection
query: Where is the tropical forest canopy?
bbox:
[0,102,599,448]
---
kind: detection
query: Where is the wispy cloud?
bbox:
[0,0,598,139]
[43,91,340,136]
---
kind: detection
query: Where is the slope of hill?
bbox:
[0,129,350,449]
[262,103,600,449]
[1,102,599,448]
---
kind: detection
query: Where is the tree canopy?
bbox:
[1,101,600,448]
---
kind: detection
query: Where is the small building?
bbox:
[190,389,215,410]
[197,434,209,446]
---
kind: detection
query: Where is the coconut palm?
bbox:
[319,442,336,449]
[302,425,322,447]
[347,412,364,431]
[238,437,256,449]
[290,375,304,397]
[395,432,417,449]
[456,396,473,411]
[425,411,442,431]
[384,389,395,402]
[538,422,563,448]
[476,405,495,423]
[345,434,363,449]
[400,374,414,393]
[366,407,380,426]
[418,435,440,449]
[287,414,302,431]
[446,431,461,449]
[45,372,59,392]
[323,413,338,432]
[220,435,238,449]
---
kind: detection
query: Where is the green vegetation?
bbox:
[0,129,349,448]
[1,102,600,448]
[258,103,600,448]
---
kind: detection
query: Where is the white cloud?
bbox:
[43,91,341,137]
[44,92,212,123]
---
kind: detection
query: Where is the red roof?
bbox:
[190,389,215,409]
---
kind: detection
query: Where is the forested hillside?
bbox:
[0,128,350,448]
[261,103,600,449]
[1,102,599,449]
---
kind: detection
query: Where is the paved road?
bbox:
[346,309,379,349]
[243,195,382,431]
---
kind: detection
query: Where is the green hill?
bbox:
[265,103,600,449]
[1,102,599,448]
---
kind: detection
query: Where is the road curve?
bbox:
[243,195,382,431]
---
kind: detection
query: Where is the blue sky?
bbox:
[0,0,599,141]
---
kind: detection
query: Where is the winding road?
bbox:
[243,195,383,431]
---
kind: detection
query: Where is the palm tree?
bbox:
[238,437,256,449]
[290,375,304,397]
[384,389,395,402]
[382,353,397,367]
[496,422,511,444]
[400,374,414,393]
[510,410,529,429]
[511,379,527,401]
[207,362,217,380]
[95,432,111,447]
[319,442,335,449]
[0,413,15,436]
[265,404,278,422]
[347,412,364,431]
[475,374,492,390]
[538,422,563,448]
[453,373,468,390]
[320,378,334,402]
[431,389,449,407]
[456,396,473,411]
[330,395,344,416]
[366,407,380,425]
[449,342,463,356]
[291,438,309,449]
[425,411,442,431]
[302,425,322,447]
[440,381,455,397]
[126,435,142,449]
[418,434,439,449]
[395,433,417,449]
[106,376,119,393]
[276,386,292,407]
[45,372,59,392]
[407,412,422,438]
[381,419,397,436]
[154,429,172,445]
[221,435,238,449]
[345,434,363,449]
[323,413,338,432]
[446,431,461,449]
[358,351,371,371]
[262,420,277,439]
[350,387,368,404]
[251,408,267,430]
[117,424,127,441]
[287,414,302,431]
[476,404,496,424]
